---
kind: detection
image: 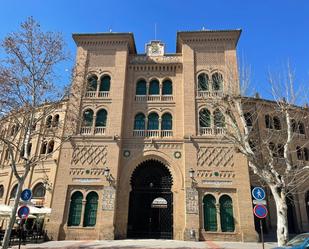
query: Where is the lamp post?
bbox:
[103,166,115,187]
[189,168,197,188]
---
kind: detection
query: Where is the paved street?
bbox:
[11,239,278,249]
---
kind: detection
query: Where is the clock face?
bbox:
[151,44,160,54]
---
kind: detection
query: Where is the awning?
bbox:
[0,204,51,218]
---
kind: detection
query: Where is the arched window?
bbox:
[199,108,211,128]
[147,112,159,130]
[52,114,60,127]
[212,73,223,91]
[162,80,172,95]
[161,113,172,130]
[265,114,272,129]
[87,75,98,91]
[304,148,309,161]
[291,119,297,132]
[244,112,253,127]
[40,141,47,154]
[0,185,4,198]
[10,184,18,199]
[198,73,209,91]
[299,122,305,135]
[134,113,145,130]
[273,116,281,130]
[278,144,284,158]
[32,183,46,198]
[47,140,54,154]
[214,109,225,127]
[220,195,235,232]
[296,146,303,160]
[95,109,107,127]
[45,115,52,128]
[203,194,217,231]
[83,109,94,127]
[100,75,111,92]
[136,79,147,95]
[149,79,159,95]
[68,191,83,226]
[83,192,98,227]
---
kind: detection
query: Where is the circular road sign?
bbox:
[18,205,30,219]
[252,187,266,201]
[254,204,268,219]
[20,189,32,202]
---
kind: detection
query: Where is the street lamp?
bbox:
[103,166,115,187]
[189,168,197,188]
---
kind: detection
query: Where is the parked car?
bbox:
[273,233,309,249]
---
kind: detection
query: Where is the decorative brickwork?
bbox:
[71,145,107,166]
[197,146,234,167]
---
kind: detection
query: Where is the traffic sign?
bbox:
[252,187,265,200]
[18,205,30,219]
[253,204,268,219]
[20,189,32,202]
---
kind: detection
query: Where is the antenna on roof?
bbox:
[155,23,157,40]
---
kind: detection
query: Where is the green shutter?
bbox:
[83,192,98,227]
[100,76,110,91]
[68,191,83,226]
[220,195,235,232]
[161,113,172,130]
[199,109,211,128]
[148,112,159,130]
[136,80,147,95]
[198,73,209,91]
[203,194,217,231]
[149,80,159,95]
[95,109,107,127]
[162,80,172,95]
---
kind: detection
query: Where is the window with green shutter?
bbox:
[203,194,217,231]
[220,195,235,232]
[149,79,159,95]
[199,108,211,128]
[100,75,111,91]
[161,113,172,130]
[136,79,147,95]
[162,80,172,95]
[87,75,98,91]
[83,192,98,227]
[198,73,209,91]
[95,109,107,127]
[68,191,83,226]
[147,112,159,130]
[134,113,145,130]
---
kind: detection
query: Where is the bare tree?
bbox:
[0,17,69,249]
[199,63,309,246]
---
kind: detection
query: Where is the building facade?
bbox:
[0,29,309,242]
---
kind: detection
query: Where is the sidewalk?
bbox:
[11,239,278,249]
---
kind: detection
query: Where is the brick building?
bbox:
[0,29,308,242]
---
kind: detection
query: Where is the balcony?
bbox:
[135,95,174,102]
[133,130,173,138]
[199,127,226,136]
[197,91,223,98]
[84,91,110,99]
[80,126,106,135]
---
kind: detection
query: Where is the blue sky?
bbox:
[0,0,308,100]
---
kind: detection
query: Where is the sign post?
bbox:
[18,189,32,249]
[252,187,267,249]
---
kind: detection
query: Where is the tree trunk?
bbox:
[2,178,25,249]
[270,185,289,246]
